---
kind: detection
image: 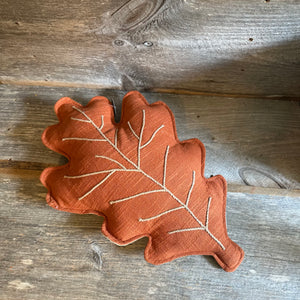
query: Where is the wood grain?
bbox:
[1,0,299,97]
[0,174,299,299]
[1,84,299,190]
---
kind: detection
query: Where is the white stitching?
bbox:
[141,125,164,149]
[65,169,119,179]
[110,189,165,205]
[206,197,212,228]
[62,137,106,142]
[71,117,91,123]
[128,121,139,140]
[168,227,205,234]
[163,145,169,187]
[139,206,183,222]
[137,110,145,168]
[99,115,104,130]
[95,155,127,170]
[64,168,140,179]
[185,171,195,207]
[78,171,115,201]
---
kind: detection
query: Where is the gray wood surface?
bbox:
[0,84,299,299]
[0,174,299,299]
[1,0,300,97]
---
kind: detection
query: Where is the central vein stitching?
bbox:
[65,106,225,250]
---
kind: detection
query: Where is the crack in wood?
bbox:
[238,167,287,189]
[0,159,54,171]
[90,242,103,270]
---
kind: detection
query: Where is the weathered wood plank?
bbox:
[0,84,299,190]
[0,174,299,299]
[1,0,299,97]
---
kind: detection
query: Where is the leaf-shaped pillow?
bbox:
[41,91,244,272]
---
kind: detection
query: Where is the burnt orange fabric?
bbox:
[41,91,244,272]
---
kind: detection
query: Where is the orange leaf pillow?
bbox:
[41,91,244,272]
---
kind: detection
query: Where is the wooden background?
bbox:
[1,0,300,98]
[0,0,300,299]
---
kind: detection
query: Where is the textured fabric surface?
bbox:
[41,91,244,272]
